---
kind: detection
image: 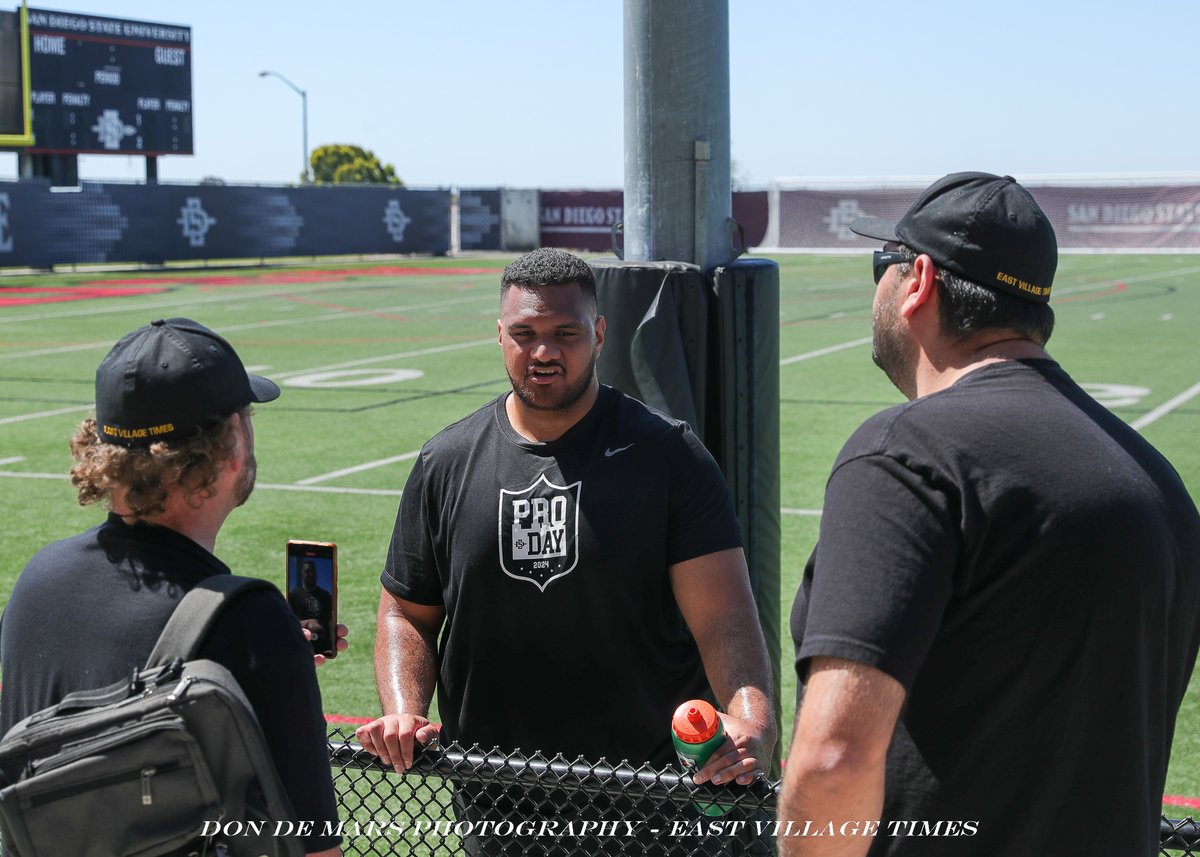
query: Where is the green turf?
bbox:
[2,252,1198,808]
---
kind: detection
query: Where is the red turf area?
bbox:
[0,266,498,306]
[91,266,496,288]
[0,286,168,307]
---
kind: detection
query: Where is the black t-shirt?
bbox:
[382,385,742,766]
[0,514,341,852]
[791,359,1200,857]
[289,585,334,642]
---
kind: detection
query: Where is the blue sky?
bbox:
[2,1,1197,188]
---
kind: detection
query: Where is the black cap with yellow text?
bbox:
[850,172,1058,303]
[94,318,279,446]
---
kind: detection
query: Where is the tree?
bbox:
[309,144,403,186]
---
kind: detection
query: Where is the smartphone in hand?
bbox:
[285,540,338,658]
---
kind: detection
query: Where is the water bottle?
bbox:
[671,699,730,817]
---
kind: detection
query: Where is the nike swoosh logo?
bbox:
[604,444,635,457]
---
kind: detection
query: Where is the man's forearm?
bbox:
[696,611,776,737]
[779,742,884,857]
[778,658,902,857]
[373,598,438,716]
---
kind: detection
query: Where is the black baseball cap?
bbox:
[95,318,280,446]
[850,172,1057,303]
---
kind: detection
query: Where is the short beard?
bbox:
[872,287,916,399]
[507,352,598,412]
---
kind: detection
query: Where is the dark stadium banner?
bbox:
[732,191,768,249]
[0,180,451,267]
[459,189,501,251]
[540,190,622,253]
[25,8,192,155]
[773,184,1200,252]
[539,190,770,252]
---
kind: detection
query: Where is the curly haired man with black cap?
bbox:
[781,174,1200,857]
[0,318,342,857]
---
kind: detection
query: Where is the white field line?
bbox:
[270,338,495,380]
[214,293,494,335]
[0,469,405,496]
[1129,381,1200,431]
[255,482,403,497]
[0,283,312,326]
[777,264,1200,367]
[0,342,114,361]
[0,341,496,427]
[7,262,1194,362]
[4,257,1195,332]
[297,450,420,485]
[0,340,492,429]
[0,469,826,510]
[0,271,498,327]
[0,292,495,362]
[0,405,92,425]
[0,456,25,466]
[781,337,871,366]
[1052,263,1200,296]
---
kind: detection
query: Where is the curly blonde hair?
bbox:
[69,409,245,519]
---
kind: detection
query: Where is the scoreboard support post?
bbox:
[0,2,35,147]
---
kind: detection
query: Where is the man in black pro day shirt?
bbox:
[289,559,335,650]
[780,173,1200,857]
[0,319,343,857]
[358,248,776,785]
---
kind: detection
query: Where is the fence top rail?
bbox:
[330,736,778,809]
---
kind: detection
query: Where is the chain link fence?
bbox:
[326,727,1199,856]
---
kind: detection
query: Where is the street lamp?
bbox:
[258,69,309,182]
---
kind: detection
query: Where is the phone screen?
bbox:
[285,540,338,658]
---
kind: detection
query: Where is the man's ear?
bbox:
[594,314,606,355]
[897,254,938,320]
[225,411,245,473]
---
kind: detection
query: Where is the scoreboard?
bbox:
[25,8,191,155]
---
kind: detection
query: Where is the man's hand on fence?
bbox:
[692,713,773,787]
[355,714,441,772]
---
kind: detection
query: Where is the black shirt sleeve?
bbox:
[797,452,957,690]
[665,423,742,566]
[381,453,444,605]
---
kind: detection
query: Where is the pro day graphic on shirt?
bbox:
[498,474,581,591]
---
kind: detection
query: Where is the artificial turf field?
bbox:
[1,252,1198,812]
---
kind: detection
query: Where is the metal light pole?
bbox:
[258,69,309,182]
[623,0,730,270]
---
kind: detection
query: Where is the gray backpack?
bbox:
[0,576,306,857]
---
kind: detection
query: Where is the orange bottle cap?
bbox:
[672,699,720,743]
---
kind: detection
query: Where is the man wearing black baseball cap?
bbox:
[781,174,1200,857]
[0,319,343,857]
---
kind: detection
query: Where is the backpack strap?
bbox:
[144,575,277,669]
